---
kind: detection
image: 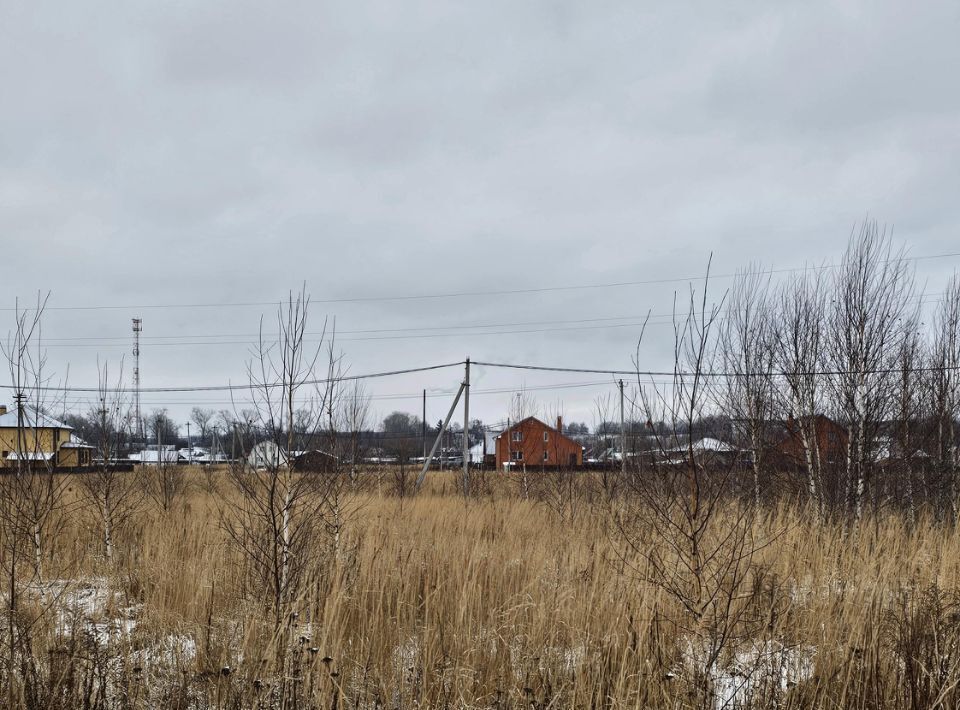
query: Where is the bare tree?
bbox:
[320,325,345,459]
[593,392,620,496]
[312,328,357,552]
[79,359,143,562]
[540,400,580,522]
[772,268,830,516]
[146,407,179,443]
[380,411,421,498]
[828,222,914,522]
[618,264,777,707]
[930,274,960,522]
[190,407,215,447]
[895,315,926,526]
[507,387,537,497]
[223,287,337,632]
[341,379,371,480]
[144,408,187,513]
[0,294,76,705]
[0,293,69,581]
[721,267,776,507]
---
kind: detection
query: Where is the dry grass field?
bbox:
[3,466,960,709]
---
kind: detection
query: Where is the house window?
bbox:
[512,431,523,442]
[543,451,549,461]
[543,432,549,442]
[511,450,523,461]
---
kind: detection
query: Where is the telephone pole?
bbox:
[462,357,470,495]
[422,389,427,460]
[415,381,466,491]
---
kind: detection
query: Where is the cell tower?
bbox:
[132,318,143,441]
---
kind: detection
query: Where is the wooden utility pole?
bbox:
[422,389,427,460]
[463,358,470,495]
[415,382,466,491]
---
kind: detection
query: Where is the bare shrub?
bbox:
[884,584,960,710]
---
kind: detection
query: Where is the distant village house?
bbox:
[495,416,584,470]
[0,404,94,469]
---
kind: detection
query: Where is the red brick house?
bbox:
[772,414,848,468]
[495,416,583,470]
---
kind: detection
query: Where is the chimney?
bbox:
[556,416,563,433]
[0,405,6,416]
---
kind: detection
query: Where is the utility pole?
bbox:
[619,379,626,480]
[415,382,466,491]
[186,422,192,464]
[422,389,427,460]
[463,357,470,495]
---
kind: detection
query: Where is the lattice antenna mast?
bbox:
[132,318,143,442]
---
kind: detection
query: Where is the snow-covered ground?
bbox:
[681,637,816,709]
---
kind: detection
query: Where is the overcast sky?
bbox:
[3,1,960,431]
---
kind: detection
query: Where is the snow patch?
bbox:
[682,638,815,709]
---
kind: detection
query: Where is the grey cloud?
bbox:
[2,0,959,425]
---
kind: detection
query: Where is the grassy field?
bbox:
[3,466,960,709]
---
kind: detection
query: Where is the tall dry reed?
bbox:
[2,467,959,709]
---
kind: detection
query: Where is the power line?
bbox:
[52,378,629,409]
[474,361,637,376]
[473,360,960,379]
[0,361,464,394]
[33,319,657,348]
[23,291,949,349]
[33,313,656,342]
[12,352,960,398]
[4,250,958,313]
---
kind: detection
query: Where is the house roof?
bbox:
[494,417,580,445]
[664,437,739,454]
[5,451,55,461]
[695,437,738,452]
[129,449,180,463]
[293,449,337,459]
[0,406,72,431]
